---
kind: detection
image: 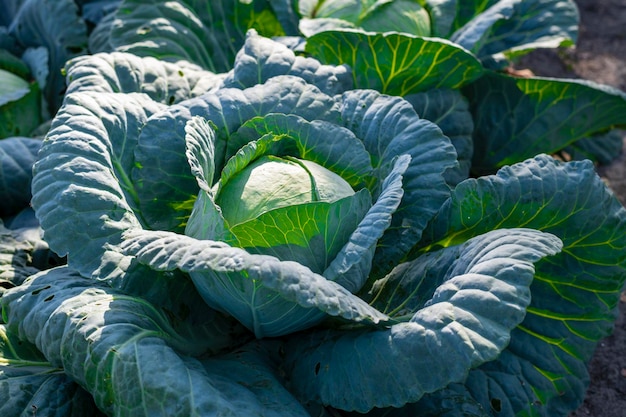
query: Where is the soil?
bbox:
[515,0,626,416]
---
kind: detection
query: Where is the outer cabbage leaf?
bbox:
[404,88,474,186]
[450,0,578,66]
[338,89,458,278]
[464,71,626,173]
[64,51,225,103]
[7,0,88,113]
[31,92,166,280]
[561,129,625,165]
[221,29,352,95]
[105,0,284,73]
[0,325,103,417]
[305,30,484,96]
[345,383,489,417]
[282,228,562,412]
[0,266,306,417]
[418,154,626,416]
[0,137,41,217]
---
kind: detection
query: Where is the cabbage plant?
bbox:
[1,27,626,417]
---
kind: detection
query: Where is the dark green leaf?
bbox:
[108,0,284,72]
[0,137,41,217]
[464,72,626,173]
[8,0,88,113]
[306,30,484,96]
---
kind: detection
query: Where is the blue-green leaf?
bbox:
[31,92,165,280]
[0,324,103,417]
[324,154,409,293]
[419,154,626,416]
[121,229,392,338]
[283,228,561,412]
[404,88,474,186]
[454,0,579,66]
[0,266,302,417]
[64,51,224,103]
[450,0,520,55]
[222,29,352,95]
[338,90,457,278]
[449,0,578,66]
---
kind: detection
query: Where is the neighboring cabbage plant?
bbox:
[89,0,626,185]
[1,30,626,417]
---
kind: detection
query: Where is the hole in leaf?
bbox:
[66,46,83,54]
[314,362,321,375]
[43,294,54,302]
[490,398,502,412]
[31,285,51,295]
